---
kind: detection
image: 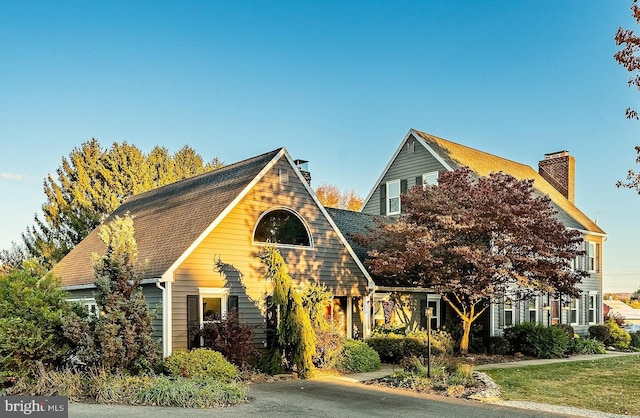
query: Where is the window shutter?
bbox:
[415,176,423,188]
[379,184,386,215]
[187,295,199,349]
[401,179,408,194]
[228,295,239,314]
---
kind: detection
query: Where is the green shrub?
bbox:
[503,323,569,358]
[484,336,511,355]
[572,337,606,355]
[605,318,631,349]
[366,330,453,364]
[330,340,380,373]
[588,325,611,343]
[88,371,154,404]
[0,270,76,383]
[382,356,478,395]
[164,349,238,382]
[630,332,640,348]
[136,376,247,407]
[313,321,346,369]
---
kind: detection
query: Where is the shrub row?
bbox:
[365,330,454,364]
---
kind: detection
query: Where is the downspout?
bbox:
[156,280,172,357]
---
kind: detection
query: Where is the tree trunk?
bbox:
[459,319,472,354]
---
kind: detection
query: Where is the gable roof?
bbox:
[604,299,640,320]
[364,128,605,236]
[52,148,284,287]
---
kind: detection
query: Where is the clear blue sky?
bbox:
[1,1,638,292]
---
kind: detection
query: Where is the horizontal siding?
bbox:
[65,284,163,341]
[172,157,369,350]
[362,134,447,215]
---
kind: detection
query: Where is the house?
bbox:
[604,299,640,332]
[359,129,607,337]
[52,148,374,357]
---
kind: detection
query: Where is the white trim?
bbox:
[588,292,598,325]
[426,294,441,329]
[251,206,314,249]
[569,297,579,326]
[160,149,288,283]
[347,297,353,339]
[362,295,371,339]
[156,280,172,357]
[198,287,230,324]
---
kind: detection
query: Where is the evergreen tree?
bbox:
[64,214,161,373]
[260,245,316,378]
[22,139,224,267]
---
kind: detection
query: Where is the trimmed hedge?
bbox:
[330,340,380,373]
[502,323,569,359]
[164,349,238,382]
[365,332,452,364]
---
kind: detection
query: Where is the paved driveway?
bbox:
[69,378,578,418]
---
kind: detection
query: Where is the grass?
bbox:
[485,354,640,416]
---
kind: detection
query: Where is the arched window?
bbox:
[254,209,312,247]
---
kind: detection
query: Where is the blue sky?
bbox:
[1,1,638,292]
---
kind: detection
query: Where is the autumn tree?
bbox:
[615,1,640,192]
[260,245,316,378]
[316,183,364,211]
[23,139,223,268]
[359,168,587,353]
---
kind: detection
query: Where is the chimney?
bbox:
[538,151,575,203]
[294,159,311,185]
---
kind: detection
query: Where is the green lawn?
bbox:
[485,354,640,416]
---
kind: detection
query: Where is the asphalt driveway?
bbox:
[68,378,578,418]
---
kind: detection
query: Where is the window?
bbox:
[254,209,312,247]
[406,141,415,153]
[199,288,230,324]
[426,294,441,329]
[386,180,401,215]
[422,172,439,187]
[569,298,579,325]
[278,168,289,185]
[588,294,597,324]
[587,242,598,273]
[68,298,98,318]
[528,297,538,323]
[504,298,514,327]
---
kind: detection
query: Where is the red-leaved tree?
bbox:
[359,168,587,353]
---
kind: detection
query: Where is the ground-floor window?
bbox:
[588,293,597,324]
[67,297,98,318]
[504,298,514,327]
[528,297,538,323]
[425,294,440,329]
[570,298,579,325]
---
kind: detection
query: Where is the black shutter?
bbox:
[400,179,408,194]
[379,184,386,215]
[416,176,423,188]
[187,295,199,349]
[419,297,427,329]
[228,295,239,314]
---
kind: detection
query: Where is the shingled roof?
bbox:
[411,129,605,235]
[52,148,283,287]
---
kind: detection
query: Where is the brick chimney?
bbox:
[294,159,311,185]
[538,151,575,203]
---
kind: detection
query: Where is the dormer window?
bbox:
[254,208,312,247]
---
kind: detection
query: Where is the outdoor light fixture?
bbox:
[426,307,433,378]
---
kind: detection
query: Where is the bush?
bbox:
[605,318,631,349]
[589,325,611,343]
[572,337,606,355]
[194,312,256,369]
[330,340,380,373]
[503,323,569,359]
[313,321,346,369]
[366,330,454,364]
[631,332,640,348]
[484,336,511,355]
[164,349,238,382]
[0,270,76,384]
[88,371,153,404]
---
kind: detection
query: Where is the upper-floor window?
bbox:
[587,242,599,273]
[386,180,401,215]
[423,172,439,187]
[254,208,312,247]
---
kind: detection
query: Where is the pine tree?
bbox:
[260,245,316,378]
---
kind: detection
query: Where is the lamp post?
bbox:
[426,307,433,378]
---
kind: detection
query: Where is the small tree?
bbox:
[64,214,161,373]
[315,183,364,211]
[359,168,587,353]
[259,245,315,378]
